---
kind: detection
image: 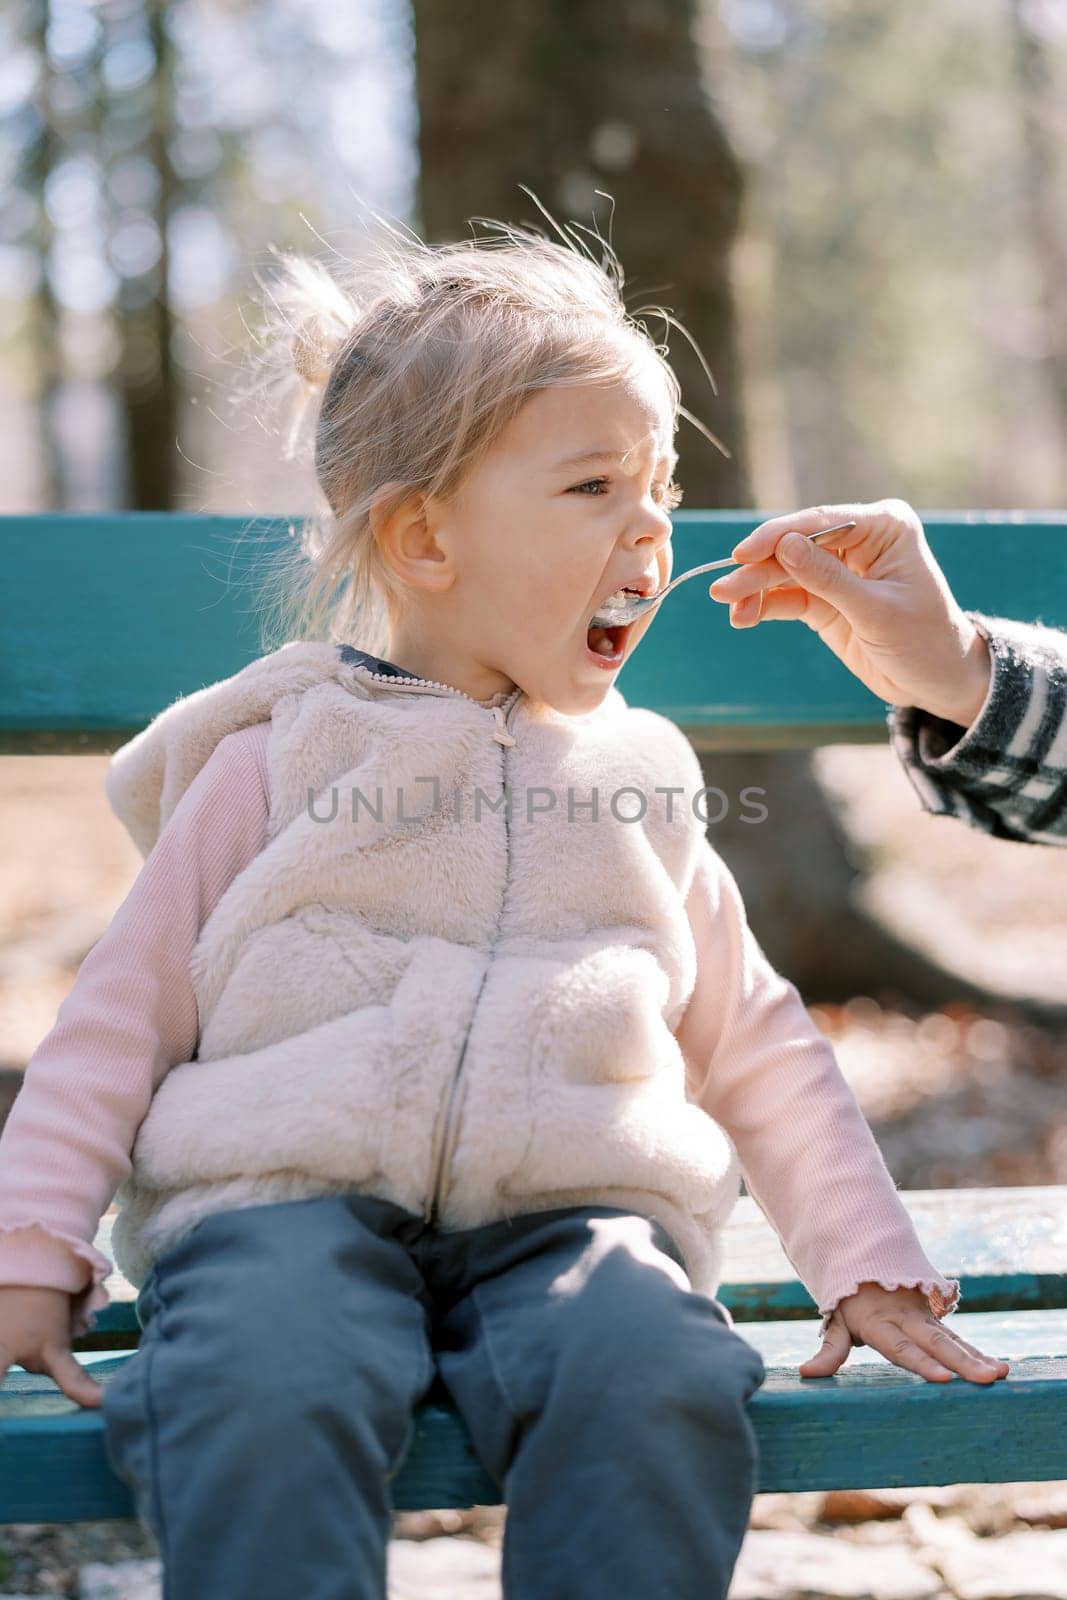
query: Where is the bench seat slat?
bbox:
[2,1309,1065,1517]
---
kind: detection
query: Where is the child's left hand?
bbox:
[798,1282,1011,1384]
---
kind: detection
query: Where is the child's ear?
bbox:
[367,480,417,553]
[369,483,454,595]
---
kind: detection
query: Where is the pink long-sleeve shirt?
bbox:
[0,721,960,1342]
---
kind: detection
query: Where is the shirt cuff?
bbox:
[817,1271,962,1346]
[0,1222,113,1339]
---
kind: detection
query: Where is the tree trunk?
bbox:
[27,0,63,508]
[1006,0,1067,489]
[109,0,178,509]
[411,0,749,505]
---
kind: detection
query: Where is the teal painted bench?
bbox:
[2,511,1066,1519]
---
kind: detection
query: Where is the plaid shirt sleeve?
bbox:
[886,611,1067,846]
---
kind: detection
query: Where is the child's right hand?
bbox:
[707,498,993,730]
[0,1285,103,1409]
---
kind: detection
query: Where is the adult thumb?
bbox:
[777,532,869,618]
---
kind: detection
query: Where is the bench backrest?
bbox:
[2,512,1065,752]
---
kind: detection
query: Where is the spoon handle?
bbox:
[662,519,857,599]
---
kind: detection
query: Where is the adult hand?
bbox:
[707,499,993,728]
[799,1281,1011,1384]
[0,1284,103,1408]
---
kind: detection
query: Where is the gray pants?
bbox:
[102,1192,766,1600]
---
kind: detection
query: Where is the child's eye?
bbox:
[569,477,685,509]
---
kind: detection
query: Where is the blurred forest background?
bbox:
[1,1,1067,1591]
[3,0,1067,511]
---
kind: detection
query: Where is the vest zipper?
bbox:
[424,690,519,1225]
[339,651,522,1221]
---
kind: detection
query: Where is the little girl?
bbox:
[0,212,1008,1600]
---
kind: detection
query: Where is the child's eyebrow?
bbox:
[553,445,680,472]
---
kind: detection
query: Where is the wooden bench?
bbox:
[2,510,1066,1521]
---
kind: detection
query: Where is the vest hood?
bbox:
[106,641,343,857]
[106,641,542,858]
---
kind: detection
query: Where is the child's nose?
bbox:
[632,503,673,549]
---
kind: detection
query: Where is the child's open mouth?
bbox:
[586,620,631,668]
[586,586,644,669]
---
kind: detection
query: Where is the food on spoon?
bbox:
[591,586,644,626]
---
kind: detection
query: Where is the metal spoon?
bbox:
[590,519,859,628]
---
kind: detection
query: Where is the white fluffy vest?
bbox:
[104,642,741,1297]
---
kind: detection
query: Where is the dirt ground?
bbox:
[0,744,1064,1594]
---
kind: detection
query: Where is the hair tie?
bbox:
[291,324,335,389]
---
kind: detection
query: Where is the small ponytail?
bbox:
[248,247,361,460]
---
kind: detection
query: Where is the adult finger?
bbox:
[41,1342,103,1409]
[710,531,868,614]
[773,534,877,619]
[730,504,869,563]
[798,1314,852,1378]
[709,552,793,604]
[727,584,838,631]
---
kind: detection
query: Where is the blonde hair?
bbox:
[237,194,721,657]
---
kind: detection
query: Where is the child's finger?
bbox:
[901,1317,1010,1385]
[797,1317,851,1378]
[863,1326,955,1382]
[41,1342,104,1409]
[935,1332,1011,1376]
